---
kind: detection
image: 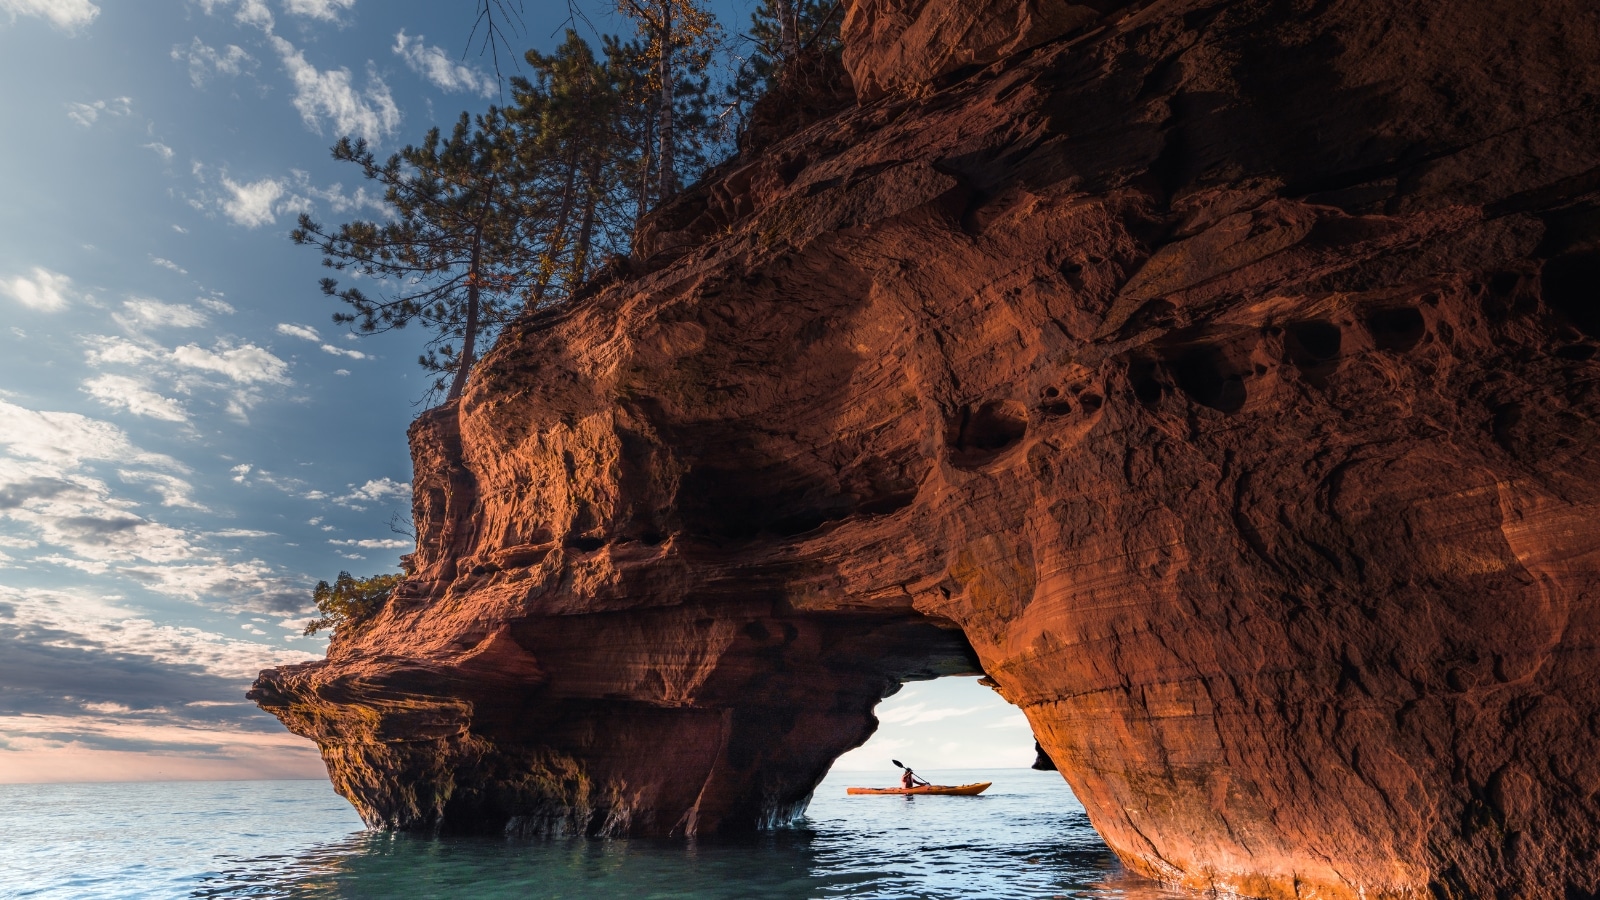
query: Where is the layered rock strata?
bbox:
[253,0,1600,896]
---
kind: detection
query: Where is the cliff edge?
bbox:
[252,0,1600,896]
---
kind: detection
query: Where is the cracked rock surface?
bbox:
[253,0,1600,896]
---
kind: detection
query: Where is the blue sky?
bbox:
[0,0,1033,784]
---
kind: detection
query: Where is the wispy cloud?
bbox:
[0,0,100,32]
[123,559,309,615]
[119,471,205,510]
[219,175,285,228]
[144,142,175,161]
[82,375,188,423]
[282,0,354,22]
[194,165,387,227]
[271,35,400,141]
[114,298,207,331]
[276,322,320,342]
[276,322,369,360]
[1,267,76,312]
[328,538,410,550]
[331,477,410,510]
[84,329,292,427]
[394,30,493,96]
[0,399,176,468]
[171,37,257,88]
[170,342,290,385]
[65,95,131,127]
[877,703,994,727]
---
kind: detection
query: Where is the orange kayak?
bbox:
[846,782,992,796]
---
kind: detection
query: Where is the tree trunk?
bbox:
[657,2,677,199]
[775,0,798,61]
[573,153,603,281]
[532,154,580,305]
[635,112,655,226]
[448,236,483,402]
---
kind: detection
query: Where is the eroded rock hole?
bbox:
[1171,345,1247,414]
[1541,252,1600,338]
[1128,359,1165,406]
[1366,306,1426,351]
[947,400,1029,468]
[1287,320,1342,363]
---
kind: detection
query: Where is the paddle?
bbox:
[891,759,929,787]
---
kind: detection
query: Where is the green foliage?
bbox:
[613,0,723,198]
[292,107,533,402]
[289,3,842,402]
[303,571,404,637]
[727,0,842,117]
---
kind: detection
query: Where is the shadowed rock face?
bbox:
[252,0,1600,896]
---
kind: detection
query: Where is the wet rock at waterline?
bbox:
[252,0,1600,896]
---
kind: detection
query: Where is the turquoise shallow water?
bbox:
[0,768,1192,899]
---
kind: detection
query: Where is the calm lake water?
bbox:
[0,768,1193,899]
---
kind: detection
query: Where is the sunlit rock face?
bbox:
[252,0,1600,896]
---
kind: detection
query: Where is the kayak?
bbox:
[846,782,992,796]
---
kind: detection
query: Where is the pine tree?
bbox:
[726,0,843,129]
[613,0,722,201]
[292,108,534,402]
[513,31,628,298]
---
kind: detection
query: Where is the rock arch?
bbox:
[254,0,1600,896]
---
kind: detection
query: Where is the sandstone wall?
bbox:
[254,0,1600,896]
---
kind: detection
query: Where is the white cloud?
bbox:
[84,335,159,368]
[283,0,354,21]
[320,343,365,359]
[149,257,188,275]
[332,477,410,509]
[1,267,74,312]
[275,322,320,341]
[219,175,285,228]
[83,334,293,430]
[119,471,204,509]
[270,35,400,141]
[65,96,131,127]
[82,375,188,423]
[877,703,994,727]
[328,538,410,549]
[0,584,314,680]
[195,165,387,227]
[234,0,272,30]
[172,37,256,88]
[123,558,307,614]
[0,399,176,468]
[0,460,195,565]
[144,142,175,161]
[333,368,350,376]
[0,0,99,31]
[394,30,493,96]
[198,294,234,314]
[115,298,207,331]
[170,342,289,385]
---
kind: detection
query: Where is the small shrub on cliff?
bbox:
[303,572,403,637]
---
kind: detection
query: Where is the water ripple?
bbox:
[0,770,1196,899]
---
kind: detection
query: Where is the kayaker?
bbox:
[900,766,930,789]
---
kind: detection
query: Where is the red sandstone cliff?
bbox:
[251,0,1600,896]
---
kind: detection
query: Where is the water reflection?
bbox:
[193,770,1193,900]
